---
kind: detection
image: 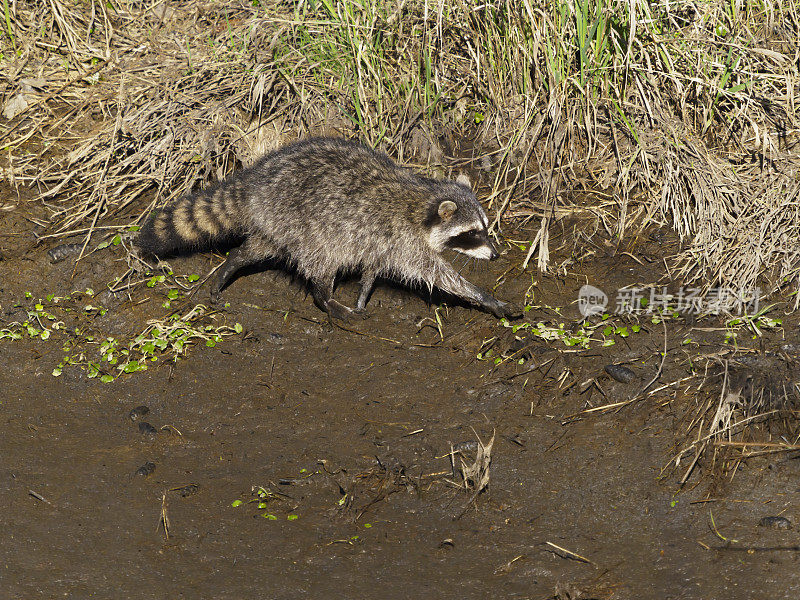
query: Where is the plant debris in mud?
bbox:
[226,430,500,526]
[452,430,494,520]
[671,347,800,486]
[0,290,242,382]
[477,296,799,487]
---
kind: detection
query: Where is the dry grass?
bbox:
[669,349,800,485]
[2,1,287,238]
[1,0,799,299]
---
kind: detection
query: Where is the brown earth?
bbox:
[1,202,799,600]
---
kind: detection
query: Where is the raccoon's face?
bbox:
[425,183,499,260]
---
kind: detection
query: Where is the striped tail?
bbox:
[136,180,246,257]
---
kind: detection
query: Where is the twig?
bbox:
[543,541,594,564]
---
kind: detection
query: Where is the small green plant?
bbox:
[231,484,304,521]
[725,304,782,339]
[478,309,655,368]
[2,0,15,50]
[0,292,241,383]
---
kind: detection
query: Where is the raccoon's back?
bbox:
[137,137,425,264]
[242,140,429,276]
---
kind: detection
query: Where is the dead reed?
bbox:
[669,349,800,485]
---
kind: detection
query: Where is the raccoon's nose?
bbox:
[488,242,499,260]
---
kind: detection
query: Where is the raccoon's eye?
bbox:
[448,228,487,250]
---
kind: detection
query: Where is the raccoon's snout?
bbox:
[487,242,499,260]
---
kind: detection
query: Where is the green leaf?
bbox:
[123,360,143,373]
[231,500,243,507]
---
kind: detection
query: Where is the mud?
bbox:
[2,203,800,599]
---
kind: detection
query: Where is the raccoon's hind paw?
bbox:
[323,299,356,322]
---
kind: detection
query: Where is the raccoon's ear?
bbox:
[438,200,457,220]
[455,173,471,188]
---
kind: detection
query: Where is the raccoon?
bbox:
[136,137,520,320]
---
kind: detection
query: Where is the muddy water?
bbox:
[1,207,799,599]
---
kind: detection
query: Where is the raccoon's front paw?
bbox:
[490,299,523,320]
[209,288,222,305]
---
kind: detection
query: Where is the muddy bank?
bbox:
[2,209,799,599]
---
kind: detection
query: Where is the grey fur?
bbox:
[136,137,519,319]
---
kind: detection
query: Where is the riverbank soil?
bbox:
[2,202,799,599]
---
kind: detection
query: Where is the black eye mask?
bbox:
[447,228,489,252]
